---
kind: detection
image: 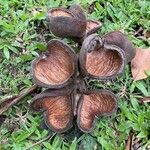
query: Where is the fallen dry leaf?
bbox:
[131,48,150,81]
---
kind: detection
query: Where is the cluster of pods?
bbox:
[31,5,135,133]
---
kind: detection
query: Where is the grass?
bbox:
[0,0,150,149]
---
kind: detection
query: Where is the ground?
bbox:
[0,0,150,150]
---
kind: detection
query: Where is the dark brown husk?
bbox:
[77,89,117,132]
[103,31,136,62]
[47,7,87,38]
[79,34,126,80]
[31,86,74,133]
[31,39,77,89]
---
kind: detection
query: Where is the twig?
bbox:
[134,27,143,36]
[25,133,56,150]
[125,132,133,150]
[0,84,38,115]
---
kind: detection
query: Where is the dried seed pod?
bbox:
[69,4,102,41]
[79,34,125,80]
[31,39,77,89]
[85,20,102,36]
[76,20,102,45]
[47,6,87,38]
[104,31,136,62]
[77,90,117,133]
[31,86,74,133]
[69,4,86,20]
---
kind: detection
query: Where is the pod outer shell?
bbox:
[76,20,102,44]
[85,20,102,37]
[31,85,74,133]
[77,89,117,133]
[79,34,126,80]
[47,8,87,38]
[31,39,78,89]
[104,31,136,63]
[69,4,86,20]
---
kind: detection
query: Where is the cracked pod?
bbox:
[75,20,102,45]
[69,4,102,36]
[77,90,117,132]
[47,5,86,38]
[104,31,135,62]
[69,4,86,21]
[85,20,102,36]
[31,39,77,89]
[31,86,74,133]
[79,34,125,80]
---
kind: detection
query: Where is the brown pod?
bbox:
[31,86,74,133]
[47,6,87,38]
[79,34,125,80]
[31,39,77,89]
[67,5,102,37]
[77,89,117,133]
[69,4,86,20]
[76,20,102,45]
[85,20,102,36]
[104,31,136,62]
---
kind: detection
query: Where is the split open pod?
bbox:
[30,38,118,133]
[47,5,87,38]
[31,86,74,133]
[30,32,135,133]
[103,31,136,63]
[68,5,102,38]
[79,32,135,80]
[47,4,102,41]
[79,34,125,79]
[85,20,102,37]
[31,40,77,89]
[31,87,117,133]
[77,89,117,132]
